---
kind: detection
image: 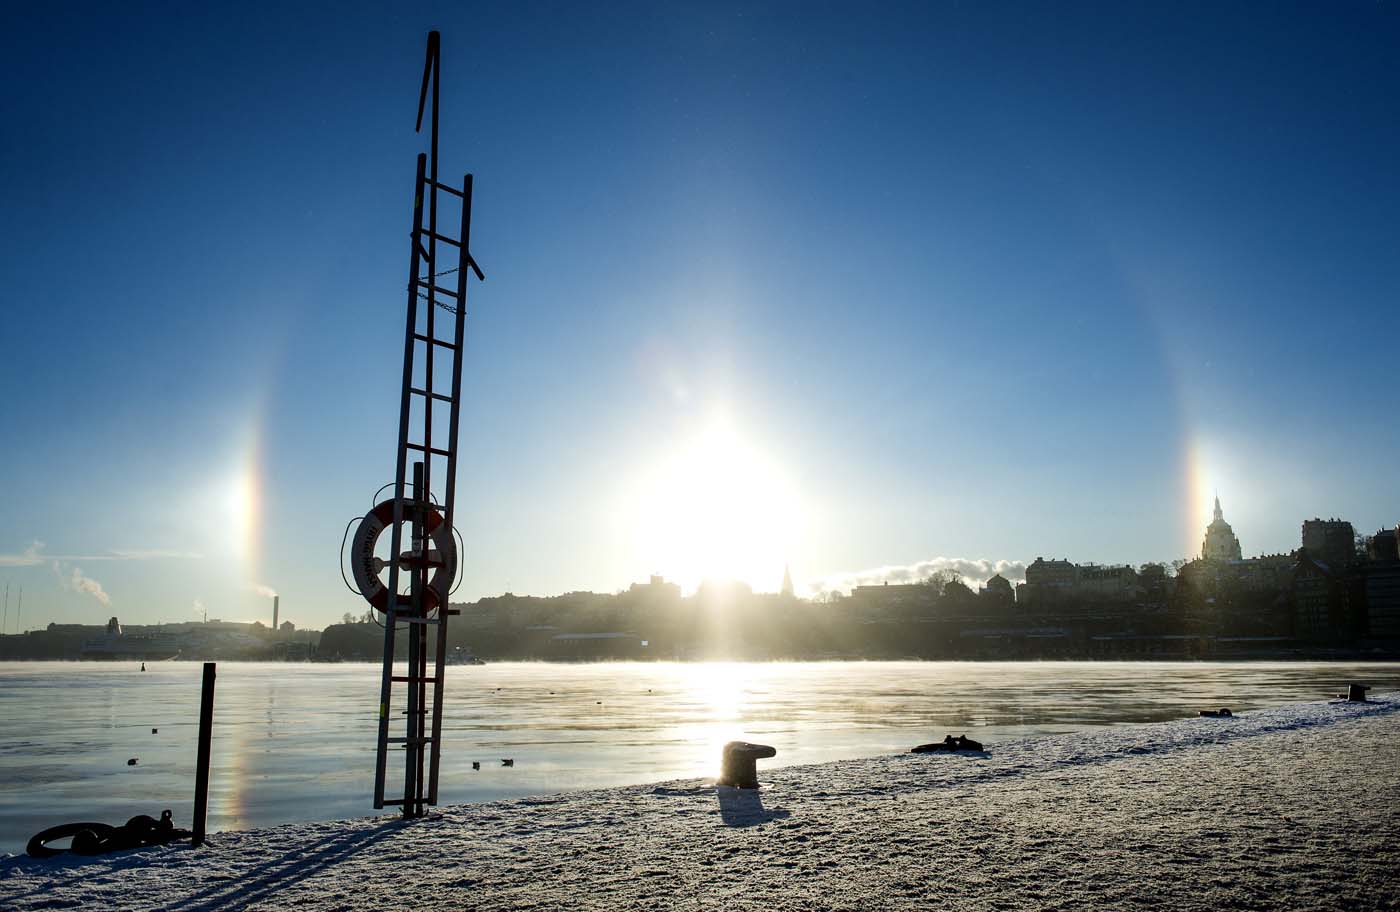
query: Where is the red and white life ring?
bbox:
[350,499,457,614]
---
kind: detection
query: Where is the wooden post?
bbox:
[192,662,216,847]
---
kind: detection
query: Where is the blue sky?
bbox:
[2,2,1397,629]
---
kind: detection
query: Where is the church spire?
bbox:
[1202,492,1242,562]
[781,564,794,598]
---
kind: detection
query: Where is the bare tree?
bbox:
[921,568,962,596]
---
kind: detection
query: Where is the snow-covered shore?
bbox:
[4,695,1398,911]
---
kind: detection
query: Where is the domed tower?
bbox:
[1201,495,1243,562]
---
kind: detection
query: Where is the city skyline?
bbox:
[2,492,1390,630]
[3,3,1399,628]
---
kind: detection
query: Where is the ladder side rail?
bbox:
[428,172,475,803]
[421,242,436,505]
[374,150,429,809]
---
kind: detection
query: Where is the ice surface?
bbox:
[2,696,1397,910]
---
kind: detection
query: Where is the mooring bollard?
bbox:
[1341,683,1370,703]
[192,662,216,847]
[719,741,776,789]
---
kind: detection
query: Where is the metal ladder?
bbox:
[372,30,485,817]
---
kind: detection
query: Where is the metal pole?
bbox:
[404,461,426,816]
[408,29,439,819]
[192,662,216,847]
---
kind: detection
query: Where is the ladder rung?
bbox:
[387,736,434,744]
[412,279,460,298]
[391,675,439,684]
[406,442,452,457]
[410,386,454,403]
[415,234,484,282]
[394,615,441,625]
[425,230,460,248]
[412,333,459,351]
[380,798,407,806]
[428,179,464,199]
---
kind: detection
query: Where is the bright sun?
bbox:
[626,418,803,594]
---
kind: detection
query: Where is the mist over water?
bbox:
[2,660,1397,853]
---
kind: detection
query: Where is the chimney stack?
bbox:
[273,595,279,631]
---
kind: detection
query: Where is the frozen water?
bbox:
[1,659,1397,854]
[1,694,1395,910]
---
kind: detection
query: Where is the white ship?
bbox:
[81,617,183,661]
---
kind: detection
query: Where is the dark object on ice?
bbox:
[472,761,480,770]
[27,822,115,858]
[1339,684,1370,702]
[152,728,158,734]
[719,741,777,789]
[501,758,514,767]
[26,810,191,858]
[127,758,138,766]
[1199,708,1233,718]
[912,734,985,754]
[71,827,106,854]
[140,662,146,671]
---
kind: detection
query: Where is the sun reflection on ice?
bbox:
[650,663,761,779]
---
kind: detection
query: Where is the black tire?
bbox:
[26,822,117,859]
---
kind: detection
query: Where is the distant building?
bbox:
[1292,551,1348,641]
[982,573,1014,598]
[1201,496,1243,562]
[1025,558,1077,588]
[1366,527,1399,563]
[1363,526,1400,640]
[849,582,934,618]
[1180,552,1296,599]
[781,564,795,599]
[1077,564,1141,601]
[626,575,681,605]
[547,631,646,659]
[1020,557,1078,610]
[1302,518,1356,569]
[1365,563,1400,639]
[1233,553,1296,592]
[979,574,1015,614]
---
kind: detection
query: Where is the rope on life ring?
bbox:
[349,499,458,614]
